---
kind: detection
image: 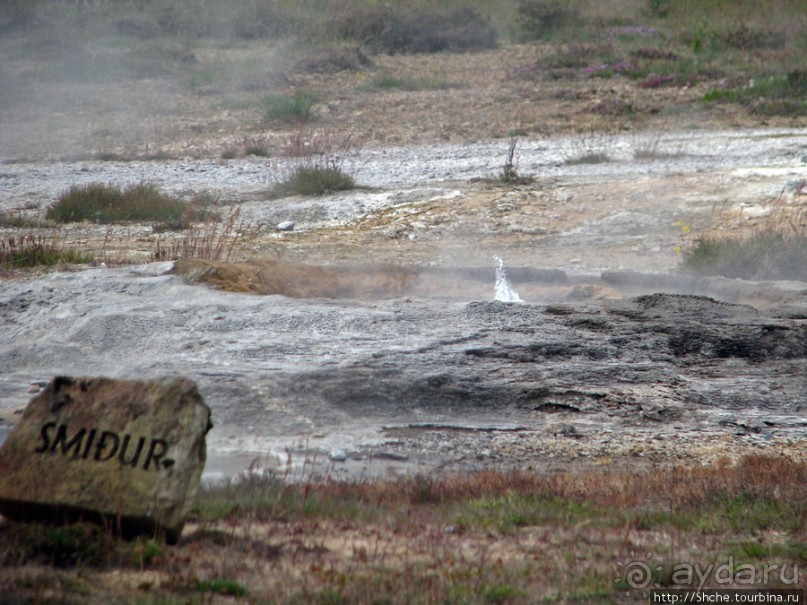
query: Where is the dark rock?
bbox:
[0,376,211,543]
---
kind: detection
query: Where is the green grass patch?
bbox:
[260,92,316,124]
[481,582,524,604]
[704,70,807,116]
[0,232,92,269]
[269,166,357,198]
[681,231,807,281]
[357,74,460,92]
[46,182,214,228]
[197,578,248,597]
[709,495,804,533]
[192,473,378,525]
[728,540,807,561]
[131,538,164,568]
[456,493,596,534]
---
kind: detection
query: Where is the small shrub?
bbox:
[335,5,497,54]
[681,231,807,281]
[498,137,533,184]
[46,183,212,228]
[646,0,671,18]
[630,48,678,62]
[269,166,356,198]
[244,144,269,157]
[543,42,616,71]
[516,0,582,41]
[294,44,373,74]
[534,42,633,80]
[590,98,634,115]
[153,0,301,40]
[260,92,316,124]
[131,537,163,568]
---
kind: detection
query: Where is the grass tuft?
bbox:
[499,137,534,184]
[267,127,361,198]
[46,182,213,228]
[681,230,807,281]
[0,232,92,269]
[704,70,807,117]
[197,578,248,597]
[260,92,316,124]
[0,210,46,229]
[0,522,115,568]
[357,74,459,92]
[268,166,356,198]
[335,5,497,54]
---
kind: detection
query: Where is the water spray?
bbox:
[493,256,523,303]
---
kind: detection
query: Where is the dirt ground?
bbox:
[4,41,800,160]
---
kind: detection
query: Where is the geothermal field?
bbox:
[1,1,806,603]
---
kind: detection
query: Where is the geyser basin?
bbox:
[172,258,807,308]
[1,262,805,481]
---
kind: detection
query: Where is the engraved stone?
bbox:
[0,376,212,543]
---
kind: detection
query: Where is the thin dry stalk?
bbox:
[150,207,261,263]
[283,126,357,168]
[501,137,519,181]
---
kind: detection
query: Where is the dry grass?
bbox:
[267,127,362,198]
[150,207,261,263]
[0,231,92,270]
[1,454,803,604]
[172,258,418,298]
[681,186,807,280]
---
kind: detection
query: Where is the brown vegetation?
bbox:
[173,258,418,299]
[1,455,804,604]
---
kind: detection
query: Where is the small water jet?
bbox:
[493,256,523,302]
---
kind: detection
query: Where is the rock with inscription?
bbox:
[0,376,211,543]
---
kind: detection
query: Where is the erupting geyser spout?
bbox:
[493,256,523,303]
